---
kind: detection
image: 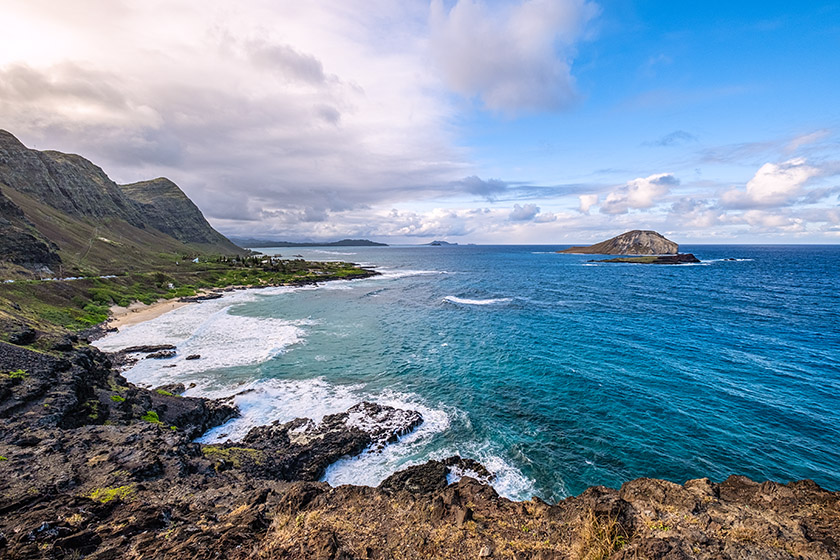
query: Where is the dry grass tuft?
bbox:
[575,509,630,560]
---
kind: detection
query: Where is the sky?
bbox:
[0,0,838,244]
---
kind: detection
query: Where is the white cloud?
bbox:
[578,193,598,213]
[429,0,598,113]
[509,203,540,221]
[721,158,819,208]
[728,210,806,233]
[600,173,677,215]
[0,0,473,221]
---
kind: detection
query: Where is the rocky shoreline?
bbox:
[1,342,839,559]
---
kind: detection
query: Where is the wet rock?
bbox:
[208,401,424,481]
[154,383,186,395]
[178,292,223,302]
[380,460,449,494]
[146,350,176,359]
[185,354,200,360]
[122,344,177,353]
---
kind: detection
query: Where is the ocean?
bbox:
[94,245,840,502]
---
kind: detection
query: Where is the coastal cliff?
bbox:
[1,342,838,559]
[558,231,679,255]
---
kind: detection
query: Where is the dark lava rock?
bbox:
[185,354,201,360]
[122,344,177,353]
[8,327,36,345]
[205,402,424,481]
[2,342,839,559]
[154,383,186,395]
[146,350,176,359]
[51,334,78,352]
[380,456,495,495]
[593,253,701,264]
[179,292,223,302]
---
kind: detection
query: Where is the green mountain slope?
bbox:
[119,178,242,252]
[0,130,244,279]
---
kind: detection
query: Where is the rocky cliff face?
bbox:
[0,130,244,274]
[558,230,679,255]
[119,178,241,251]
[0,131,147,226]
[0,187,61,271]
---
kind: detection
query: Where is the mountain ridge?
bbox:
[0,130,244,278]
[231,237,387,248]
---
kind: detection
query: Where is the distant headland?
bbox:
[229,238,388,248]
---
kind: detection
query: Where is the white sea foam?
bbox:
[443,295,512,306]
[322,394,453,485]
[374,268,448,280]
[311,250,358,255]
[93,287,306,385]
[197,377,368,443]
[444,448,539,501]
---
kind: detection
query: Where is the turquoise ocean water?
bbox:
[96,245,840,502]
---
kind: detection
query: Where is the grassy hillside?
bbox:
[0,256,376,350]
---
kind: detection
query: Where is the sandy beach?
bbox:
[108,299,193,329]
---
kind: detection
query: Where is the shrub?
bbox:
[141,410,161,423]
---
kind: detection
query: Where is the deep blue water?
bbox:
[99,245,840,502]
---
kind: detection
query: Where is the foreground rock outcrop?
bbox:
[558,230,679,255]
[1,342,838,559]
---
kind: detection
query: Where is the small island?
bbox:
[558,230,700,264]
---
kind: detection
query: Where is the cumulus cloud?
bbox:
[429,0,598,113]
[721,158,819,208]
[509,203,540,221]
[578,194,598,213]
[600,173,677,215]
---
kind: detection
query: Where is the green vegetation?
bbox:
[141,410,161,424]
[110,394,126,403]
[86,485,135,503]
[7,369,28,380]
[0,456,8,461]
[0,256,373,346]
[202,445,266,468]
[156,389,174,396]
